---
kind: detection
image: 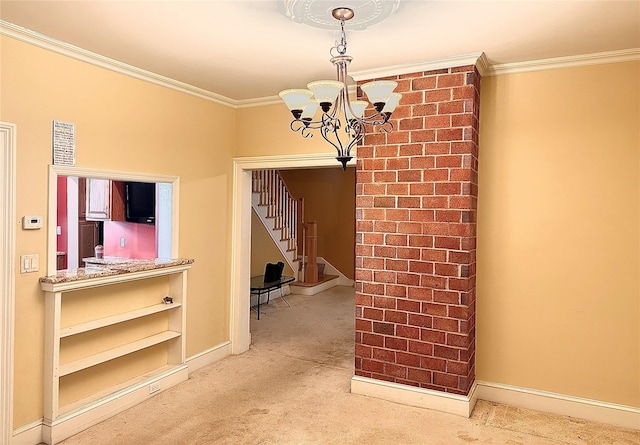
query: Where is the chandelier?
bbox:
[279,7,401,170]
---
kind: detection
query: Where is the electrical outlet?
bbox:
[149,382,161,394]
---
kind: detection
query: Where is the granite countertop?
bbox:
[40,258,194,285]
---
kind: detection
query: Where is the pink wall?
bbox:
[56,176,68,268]
[103,221,156,259]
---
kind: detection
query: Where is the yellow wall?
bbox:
[251,210,295,277]
[1,35,235,426]
[280,167,356,279]
[477,61,640,407]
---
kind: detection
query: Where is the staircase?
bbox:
[251,170,299,273]
[251,170,347,294]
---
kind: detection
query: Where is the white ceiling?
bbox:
[1,1,639,101]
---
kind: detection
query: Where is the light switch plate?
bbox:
[20,254,39,273]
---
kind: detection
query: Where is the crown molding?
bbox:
[0,21,239,108]
[486,48,640,76]
[3,20,638,109]
[349,52,487,81]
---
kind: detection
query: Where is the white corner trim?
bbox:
[351,375,478,418]
[486,48,640,76]
[0,20,237,108]
[1,122,16,445]
[475,381,640,430]
[185,341,232,373]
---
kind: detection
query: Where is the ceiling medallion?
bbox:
[283,0,400,30]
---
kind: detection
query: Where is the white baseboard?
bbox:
[476,381,640,430]
[11,419,42,445]
[185,341,232,372]
[351,375,477,418]
[41,365,188,444]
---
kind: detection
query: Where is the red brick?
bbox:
[385,258,408,271]
[356,318,373,332]
[355,293,373,306]
[374,296,396,309]
[437,128,464,141]
[363,307,384,321]
[435,182,461,195]
[424,142,452,155]
[362,257,384,270]
[397,299,421,313]
[362,282,384,296]
[433,290,460,304]
[437,73,465,88]
[374,196,396,208]
[397,247,421,260]
[401,91,425,105]
[433,372,458,388]
[355,343,372,358]
[438,100,465,114]
[374,171,397,183]
[408,340,434,356]
[448,251,470,264]
[374,245,397,258]
[398,222,423,234]
[446,332,469,347]
[363,233,384,244]
[374,271,396,283]
[420,275,447,289]
[408,236,433,248]
[407,368,432,384]
[384,363,407,378]
[407,286,433,301]
[434,344,460,360]
[361,358,385,373]
[449,278,471,291]
[386,284,408,298]
[434,237,460,250]
[408,313,433,328]
[362,333,385,347]
[364,132,386,145]
[425,115,451,129]
[435,155,463,168]
[408,260,433,274]
[433,317,459,332]
[356,269,373,281]
[453,85,475,99]
[412,77,437,90]
[385,234,408,246]
[450,141,475,154]
[373,322,395,335]
[387,183,409,195]
[435,210,461,222]
[421,248,447,262]
[410,183,435,195]
[421,357,447,372]
[421,329,446,344]
[447,307,469,321]
[423,169,448,182]
[387,209,410,221]
[425,89,452,103]
[397,351,421,367]
[400,118,424,131]
[397,170,423,182]
[397,273,420,286]
[452,113,474,127]
[412,103,437,117]
[386,130,410,144]
[372,347,396,362]
[374,221,398,233]
[385,310,408,324]
[396,325,420,340]
[356,245,372,256]
[422,302,447,317]
[397,197,421,208]
[411,130,436,143]
[362,208,386,220]
[385,337,408,351]
[435,263,459,277]
[447,361,470,376]
[399,143,424,156]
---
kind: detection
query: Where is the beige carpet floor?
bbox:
[59,286,639,445]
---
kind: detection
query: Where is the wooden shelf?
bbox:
[59,303,182,338]
[59,330,181,377]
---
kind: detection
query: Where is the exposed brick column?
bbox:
[354,65,481,395]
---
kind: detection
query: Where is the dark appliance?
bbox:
[125,181,156,225]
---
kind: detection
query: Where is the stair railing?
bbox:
[252,169,299,259]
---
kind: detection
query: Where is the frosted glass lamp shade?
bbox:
[301,99,319,120]
[382,93,402,113]
[361,80,398,105]
[307,80,344,108]
[346,100,368,120]
[279,89,313,113]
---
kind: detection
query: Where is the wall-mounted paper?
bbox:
[52,120,75,166]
